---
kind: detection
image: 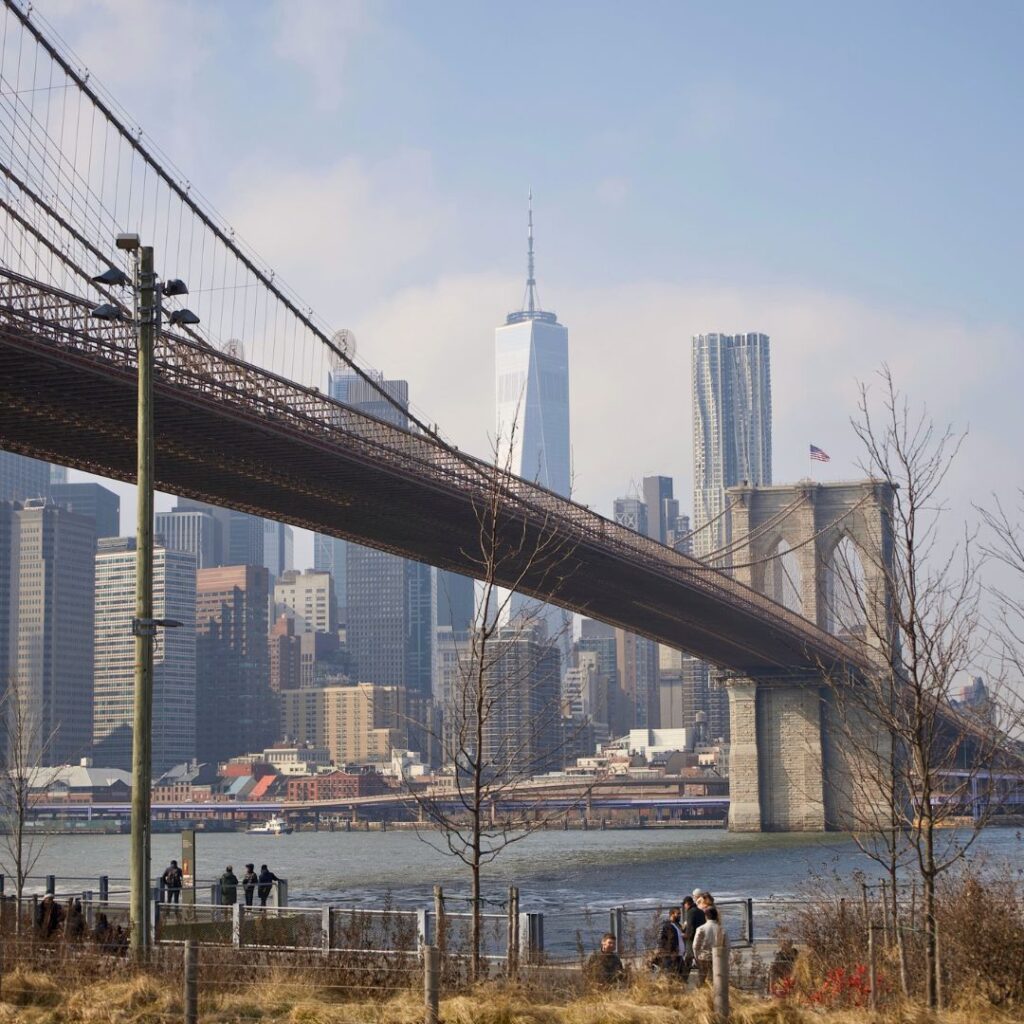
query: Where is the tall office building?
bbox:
[313,533,347,625]
[613,496,648,536]
[170,499,292,579]
[155,504,223,569]
[615,627,659,730]
[274,569,336,635]
[340,372,433,700]
[9,500,95,764]
[434,569,475,633]
[0,451,49,503]
[0,502,16,755]
[50,482,120,541]
[691,333,772,559]
[93,538,196,772]
[642,476,680,547]
[495,194,571,646]
[49,465,68,485]
[195,566,273,763]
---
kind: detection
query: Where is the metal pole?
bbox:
[868,921,878,1010]
[129,243,156,955]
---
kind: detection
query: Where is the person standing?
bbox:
[652,905,684,977]
[257,864,279,907]
[681,894,706,983]
[161,859,184,907]
[693,905,721,986]
[219,865,238,906]
[242,863,258,907]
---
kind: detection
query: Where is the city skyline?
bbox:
[27,1,1022,573]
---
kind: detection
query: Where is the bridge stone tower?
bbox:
[723,479,895,831]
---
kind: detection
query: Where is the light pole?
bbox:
[92,235,197,954]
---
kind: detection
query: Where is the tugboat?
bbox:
[246,814,293,835]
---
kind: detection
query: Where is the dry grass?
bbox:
[3,967,1024,1024]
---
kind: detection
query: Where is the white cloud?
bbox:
[270,0,371,111]
[225,150,453,323]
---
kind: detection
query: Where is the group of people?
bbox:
[159,860,280,908]
[218,863,280,907]
[586,889,723,988]
[34,895,128,953]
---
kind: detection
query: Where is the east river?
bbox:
[21,825,1023,911]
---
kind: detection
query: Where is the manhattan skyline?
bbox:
[31,0,1024,572]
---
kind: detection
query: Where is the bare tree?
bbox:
[818,366,1023,1009]
[404,417,588,978]
[0,674,53,925]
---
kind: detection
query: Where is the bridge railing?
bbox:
[0,269,868,673]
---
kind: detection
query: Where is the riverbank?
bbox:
[2,965,1022,1023]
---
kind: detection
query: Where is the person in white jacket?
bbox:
[692,905,721,985]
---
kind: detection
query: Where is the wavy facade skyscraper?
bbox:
[691,333,772,560]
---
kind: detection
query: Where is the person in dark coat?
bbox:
[242,863,258,907]
[219,865,238,905]
[586,932,626,987]
[651,905,684,977]
[161,859,184,905]
[257,864,279,907]
[681,894,706,983]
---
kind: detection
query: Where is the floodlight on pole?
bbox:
[92,266,130,287]
[90,303,124,321]
[116,232,140,251]
[169,308,200,326]
[162,278,188,296]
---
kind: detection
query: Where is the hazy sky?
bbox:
[46,0,1024,568]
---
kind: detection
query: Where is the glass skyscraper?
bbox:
[691,333,772,560]
[494,195,571,643]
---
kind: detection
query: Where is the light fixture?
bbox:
[169,308,200,326]
[90,303,123,321]
[92,266,130,287]
[116,233,140,251]
[162,278,188,297]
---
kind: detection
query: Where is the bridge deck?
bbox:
[0,273,866,678]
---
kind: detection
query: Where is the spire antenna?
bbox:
[526,188,537,314]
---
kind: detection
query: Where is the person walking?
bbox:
[693,905,721,986]
[242,863,258,907]
[219,865,238,907]
[257,864,279,907]
[652,905,684,977]
[680,894,706,983]
[161,859,184,907]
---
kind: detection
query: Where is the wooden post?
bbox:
[868,921,878,1010]
[321,906,334,956]
[506,886,519,977]
[433,885,445,955]
[880,879,890,947]
[232,903,244,948]
[424,945,440,1024]
[183,940,198,1024]
[712,929,730,1022]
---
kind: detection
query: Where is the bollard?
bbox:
[321,906,335,956]
[45,875,55,896]
[423,945,440,1024]
[99,875,109,906]
[275,879,288,908]
[712,930,730,1022]
[519,911,544,964]
[183,940,198,1024]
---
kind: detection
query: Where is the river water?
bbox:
[16,825,1023,912]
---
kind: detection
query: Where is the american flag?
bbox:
[809,444,831,463]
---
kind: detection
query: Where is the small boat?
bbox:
[246,815,293,835]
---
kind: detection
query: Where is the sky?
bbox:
[44,0,1024,571]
